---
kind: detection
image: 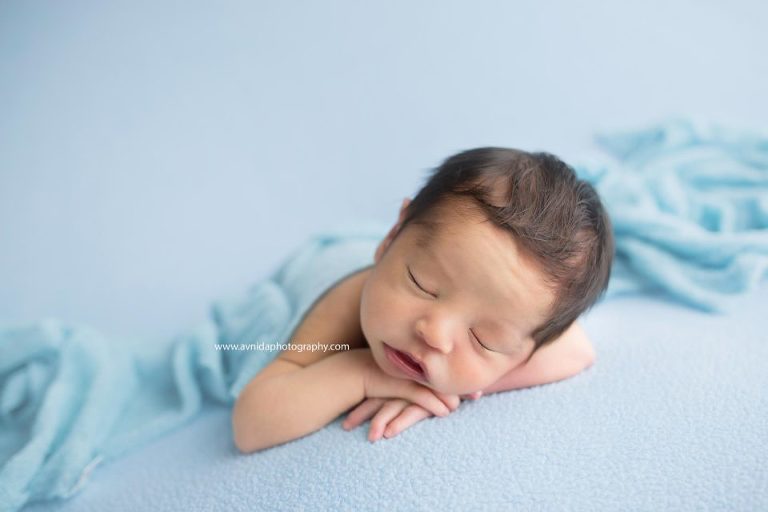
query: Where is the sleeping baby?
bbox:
[232,147,614,453]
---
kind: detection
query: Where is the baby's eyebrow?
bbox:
[412,222,439,252]
[415,238,455,287]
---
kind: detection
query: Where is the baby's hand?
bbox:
[342,391,483,442]
[342,398,441,442]
[361,353,458,418]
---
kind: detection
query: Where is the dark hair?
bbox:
[394,147,614,362]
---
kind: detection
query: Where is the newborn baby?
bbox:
[233,147,614,453]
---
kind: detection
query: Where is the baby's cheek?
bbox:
[360,285,391,329]
[449,361,496,394]
[364,293,409,345]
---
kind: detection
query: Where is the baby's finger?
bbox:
[343,398,386,431]
[369,399,410,442]
[402,384,451,418]
[383,404,432,439]
[433,391,461,411]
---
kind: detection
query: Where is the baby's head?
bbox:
[360,147,614,395]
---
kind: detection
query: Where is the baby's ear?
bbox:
[375,223,398,264]
[396,198,412,225]
[375,198,411,264]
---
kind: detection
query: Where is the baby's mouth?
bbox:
[389,345,427,380]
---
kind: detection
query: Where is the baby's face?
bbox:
[360,199,555,395]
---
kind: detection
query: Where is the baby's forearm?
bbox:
[233,349,368,453]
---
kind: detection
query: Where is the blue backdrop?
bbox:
[2,0,766,341]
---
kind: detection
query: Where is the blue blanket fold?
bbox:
[577,119,768,310]
[1,119,767,512]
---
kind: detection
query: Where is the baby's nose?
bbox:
[415,320,454,354]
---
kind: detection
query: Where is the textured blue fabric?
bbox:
[0,225,385,512]
[576,119,768,311]
[1,120,767,511]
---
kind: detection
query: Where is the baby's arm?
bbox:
[232,349,369,453]
[482,321,596,394]
[233,347,454,453]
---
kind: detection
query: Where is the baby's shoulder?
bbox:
[279,266,371,367]
[316,266,371,344]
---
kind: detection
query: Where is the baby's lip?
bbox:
[389,344,429,382]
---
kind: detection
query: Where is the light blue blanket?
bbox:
[1,119,767,511]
